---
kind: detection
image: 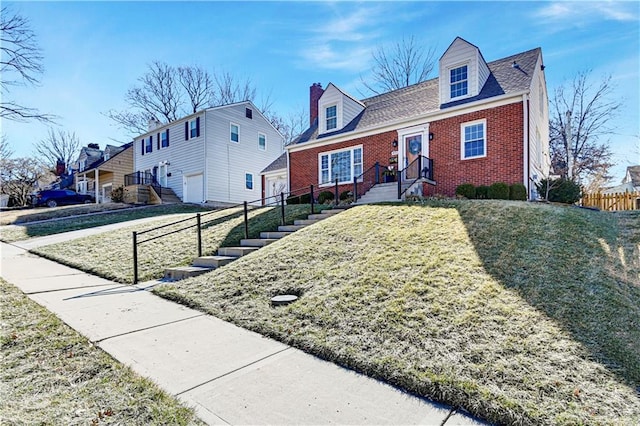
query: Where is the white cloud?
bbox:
[536,1,638,23]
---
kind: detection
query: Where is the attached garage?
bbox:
[184,173,204,203]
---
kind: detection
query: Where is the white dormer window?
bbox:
[326,105,337,131]
[104,151,110,161]
[450,65,468,98]
[79,159,86,171]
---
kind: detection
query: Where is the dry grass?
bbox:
[0,203,137,225]
[32,204,313,283]
[0,278,202,425]
[0,204,211,243]
[152,201,640,425]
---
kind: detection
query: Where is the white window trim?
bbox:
[448,62,471,102]
[258,132,267,151]
[190,120,198,138]
[104,151,110,161]
[230,122,240,143]
[460,119,487,160]
[319,102,341,134]
[244,172,254,191]
[317,144,363,187]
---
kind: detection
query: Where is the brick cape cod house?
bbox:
[285,37,551,201]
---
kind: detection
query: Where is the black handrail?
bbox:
[124,171,162,198]
[353,162,388,202]
[397,156,434,199]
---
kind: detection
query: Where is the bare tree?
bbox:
[33,128,81,174]
[212,71,257,106]
[549,71,620,184]
[360,35,436,96]
[0,6,55,122]
[178,65,213,113]
[0,157,47,206]
[264,106,308,148]
[0,134,14,159]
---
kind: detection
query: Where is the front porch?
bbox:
[124,172,181,205]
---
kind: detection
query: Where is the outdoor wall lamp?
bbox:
[392,139,398,147]
[429,133,434,141]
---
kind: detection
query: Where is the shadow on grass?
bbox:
[437,200,640,387]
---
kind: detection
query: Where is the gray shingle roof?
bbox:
[293,47,541,145]
[261,152,287,173]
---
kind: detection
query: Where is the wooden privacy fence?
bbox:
[581,192,640,211]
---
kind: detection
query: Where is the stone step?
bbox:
[294,219,321,226]
[320,209,347,215]
[278,225,307,232]
[260,231,292,239]
[240,238,278,247]
[217,246,260,257]
[192,255,236,268]
[164,266,212,281]
[307,213,333,220]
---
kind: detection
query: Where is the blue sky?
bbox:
[3,1,639,182]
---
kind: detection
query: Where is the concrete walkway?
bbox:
[1,236,488,425]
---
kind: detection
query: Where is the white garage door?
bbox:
[265,174,288,203]
[184,173,204,203]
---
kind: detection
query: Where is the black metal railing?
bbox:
[125,171,162,198]
[352,162,388,202]
[397,156,434,199]
[131,184,330,284]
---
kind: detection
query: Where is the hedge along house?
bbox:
[130,101,285,205]
[287,37,551,201]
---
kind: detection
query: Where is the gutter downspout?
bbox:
[522,94,530,200]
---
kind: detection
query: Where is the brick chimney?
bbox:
[309,83,324,126]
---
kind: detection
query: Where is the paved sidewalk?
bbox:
[1,241,487,425]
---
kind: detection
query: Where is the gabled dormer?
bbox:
[318,83,365,134]
[439,37,490,104]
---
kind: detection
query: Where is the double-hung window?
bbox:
[450,65,468,99]
[245,173,253,190]
[319,146,363,185]
[145,136,153,154]
[231,123,239,143]
[190,119,199,138]
[325,105,337,131]
[161,129,169,148]
[258,133,266,151]
[461,120,486,159]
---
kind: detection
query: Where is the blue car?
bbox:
[33,189,95,208]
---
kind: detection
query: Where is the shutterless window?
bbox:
[258,133,266,151]
[462,121,485,159]
[319,146,362,185]
[326,105,337,130]
[245,173,253,190]
[450,65,468,98]
[231,124,239,143]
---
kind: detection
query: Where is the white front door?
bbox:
[184,173,204,203]
[158,164,168,187]
[265,174,288,204]
[102,183,113,203]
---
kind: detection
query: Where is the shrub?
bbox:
[509,183,527,201]
[475,185,489,199]
[318,191,335,204]
[339,190,352,201]
[488,182,510,200]
[110,186,124,203]
[536,178,582,204]
[299,193,311,204]
[455,183,476,199]
[286,195,300,205]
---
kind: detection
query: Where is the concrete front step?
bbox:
[260,231,292,239]
[192,255,236,268]
[307,213,333,220]
[240,238,278,247]
[320,209,347,215]
[294,219,321,226]
[278,225,307,232]
[164,266,213,281]
[217,246,260,257]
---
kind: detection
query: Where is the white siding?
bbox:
[204,103,284,205]
[318,84,364,134]
[439,38,486,104]
[527,52,550,183]
[134,116,205,200]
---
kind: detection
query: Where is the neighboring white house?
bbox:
[133,101,285,205]
[603,165,640,194]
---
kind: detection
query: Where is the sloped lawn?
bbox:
[153,201,640,425]
[33,205,313,283]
